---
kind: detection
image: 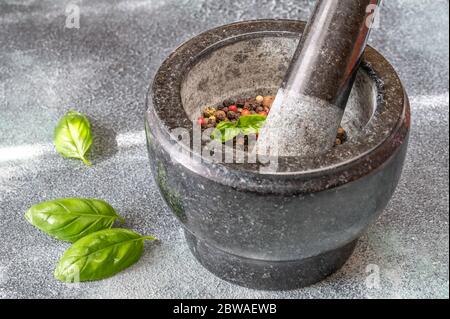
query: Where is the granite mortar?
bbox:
[145,19,410,289]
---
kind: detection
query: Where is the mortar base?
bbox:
[184,230,357,290]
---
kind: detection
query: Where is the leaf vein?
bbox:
[61,237,145,272]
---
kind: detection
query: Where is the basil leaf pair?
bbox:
[25,198,124,242]
[54,228,156,282]
[211,114,267,143]
[54,110,92,166]
[25,198,157,282]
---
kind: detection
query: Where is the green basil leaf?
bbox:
[211,122,241,142]
[25,198,124,242]
[215,120,236,130]
[54,228,156,282]
[54,110,93,166]
[211,115,267,143]
[237,114,266,135]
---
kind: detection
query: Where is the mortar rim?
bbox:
[146,19,410,192]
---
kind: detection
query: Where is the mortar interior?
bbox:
[151,22,404,174]
[181,35,377,143]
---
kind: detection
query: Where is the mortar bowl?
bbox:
[145,20,410,290]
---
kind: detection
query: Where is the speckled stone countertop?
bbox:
[0,0,448,299]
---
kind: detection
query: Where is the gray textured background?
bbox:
[0,0,448,299]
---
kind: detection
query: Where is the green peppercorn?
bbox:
[203,106,216,118]
[337,127,347,142]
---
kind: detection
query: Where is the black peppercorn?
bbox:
[227,111,237,120]
[214,110,226,121]
[223,99,235,107]
[236,99,246,107]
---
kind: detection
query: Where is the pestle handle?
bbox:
[257,0,380,158]
[283,0,380,109]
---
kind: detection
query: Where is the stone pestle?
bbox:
[257,0,380,157]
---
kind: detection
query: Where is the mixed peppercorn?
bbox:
[199,95,347,146]
[198,95,274,128]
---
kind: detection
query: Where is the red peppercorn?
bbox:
[198,117,207,126]
[241,109,251,116]
[228,105,238,112]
